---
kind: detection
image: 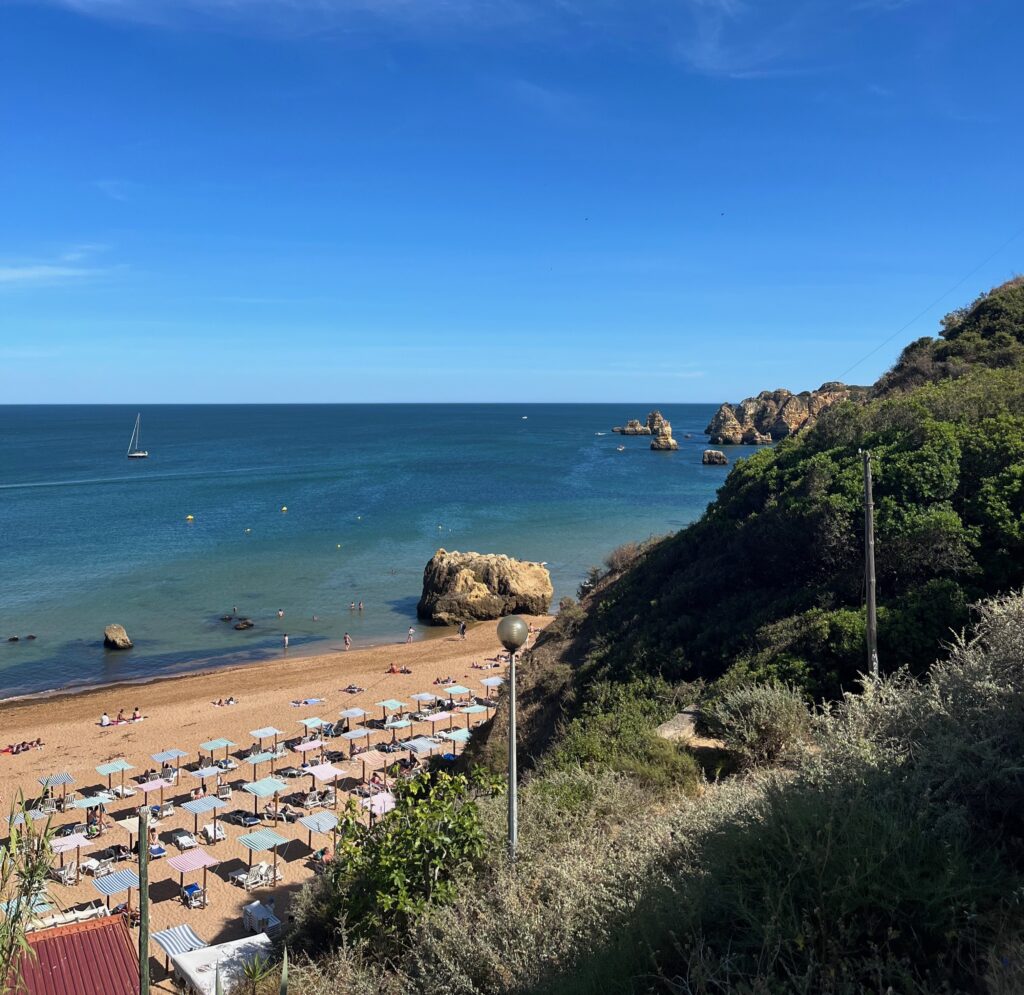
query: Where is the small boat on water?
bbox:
[127,413,148,458]
[616,445,626,452]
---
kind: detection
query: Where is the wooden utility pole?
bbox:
[861,450,879,679]
[139,806,150,995]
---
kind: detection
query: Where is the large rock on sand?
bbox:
[417,549,553,626]
[103,624,133,650]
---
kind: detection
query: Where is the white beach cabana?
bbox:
[169,933,273,995]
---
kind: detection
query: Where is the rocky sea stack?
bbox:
[103,624,133,650]
[702,449,728,465]
[705,382,869,445]
[417,549,553,626]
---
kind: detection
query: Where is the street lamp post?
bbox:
[497,615,529,861]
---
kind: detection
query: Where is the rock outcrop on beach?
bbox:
[103,624,133,650]
[705,383,869,445]
[650,418,679,450]
[703,449,728,465]
[417,549,553,626]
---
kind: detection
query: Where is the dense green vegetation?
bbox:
[578,278,1024,698]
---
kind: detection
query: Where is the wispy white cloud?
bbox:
[0,265,97,286]
[37,0,922,80]
[0,245,119,288]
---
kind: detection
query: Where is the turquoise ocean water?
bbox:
[0,404,734,698]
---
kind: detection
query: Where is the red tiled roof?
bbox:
[17,916,137,995]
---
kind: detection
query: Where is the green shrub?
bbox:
[704,681,812,768]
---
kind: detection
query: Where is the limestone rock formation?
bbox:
[612,418,651,436]
[417,549,553,626]
[103,624,133,650]
[614,410,674,441]
[650,417,679,450]
[703,449,728,466]
[705,382,869,445]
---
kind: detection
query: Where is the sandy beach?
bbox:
[0,617,548,991]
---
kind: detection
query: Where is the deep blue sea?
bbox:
[0,404,738,698]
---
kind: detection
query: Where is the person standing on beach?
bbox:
[458,620,467,640]
[406,626,415,644]
[344,632,352,651]
[283,633,289,650]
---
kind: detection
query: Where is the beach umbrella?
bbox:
[293,738,325,764]
[480,676,504,698]
[181,795,227,837]
[7,809,47,828]
[167,848,219,909]
[375,698,406,722]
[443,685,472,706]
[199,737,236,762]
[337,707,366,732]
[338,727,370,757]
[92,868,140,910]
[152,748,189,777]
[139,777,174,807]
[251,726,285,751]
[383,717,412,742]
[52,832,94,881]
[151,925,207,972]
[424,710,456,732]
[245,750,276,778]
[459,703,489,727]
[353,749,396,784]
[410,691,441,704]
[298,717,325,731]
[188,765,223,791]
[360,791,395,823]
[237,827,289,880]
[38,772,74,806]
[302,762,343,807]
[442,727,472,746]
[116,815,160,853]
[298,810,339,849]
[96,759,134,796]
[402,736,438,758]
[242,776,287,817]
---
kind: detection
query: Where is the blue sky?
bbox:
[1,0,1022,403]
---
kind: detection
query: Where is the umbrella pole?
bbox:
[203,867,208,908]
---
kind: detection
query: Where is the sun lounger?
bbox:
[201,822,226,844]
[49,861,78,886]
[217,784,232,801]
[230,861,271,891]
[170,829,198,851]
[181,883,205,908]
[149,844,167,860]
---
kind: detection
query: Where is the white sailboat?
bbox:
[127,413,148,458]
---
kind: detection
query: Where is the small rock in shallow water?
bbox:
[7,636,19,642]
[103,624,133,650]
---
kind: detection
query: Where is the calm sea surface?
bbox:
[0,404,734,698]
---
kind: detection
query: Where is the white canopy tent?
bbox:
[170,933,273,995]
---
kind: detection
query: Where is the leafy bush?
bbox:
[547,677,701,791]
[704,680,812,768]
[290,769,502,952]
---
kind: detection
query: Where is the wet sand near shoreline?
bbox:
[0,617,548,990]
